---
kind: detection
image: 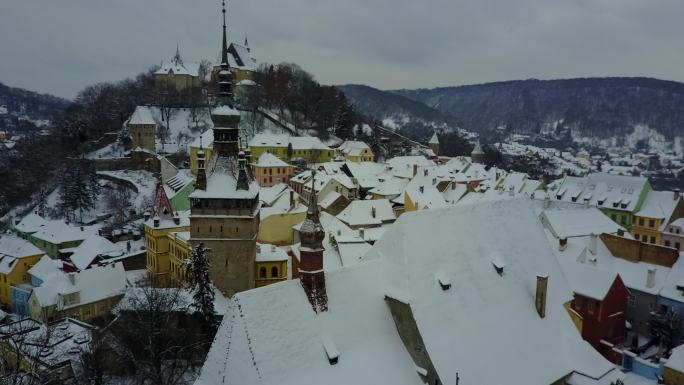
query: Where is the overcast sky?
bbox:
[2,0,683,99]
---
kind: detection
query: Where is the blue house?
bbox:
[11,283,33,316]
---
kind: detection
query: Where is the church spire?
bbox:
[298,170,328,313]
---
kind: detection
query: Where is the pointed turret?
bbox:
[244,35,251,52]
[173,43,183,66]
[429,131,440,156]
[299,171,328,313]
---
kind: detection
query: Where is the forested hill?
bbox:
[0,82,71,130]
[341,77,684,140]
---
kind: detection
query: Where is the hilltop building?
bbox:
[154,45,201,94]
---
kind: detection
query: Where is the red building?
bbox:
[569,266,628,363]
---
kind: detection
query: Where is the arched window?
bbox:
[271,266,279,278]
[259,267,267,278]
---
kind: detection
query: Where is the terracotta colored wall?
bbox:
[600,233,678,267]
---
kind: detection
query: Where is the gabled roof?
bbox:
[635,190,679,222]
[550,173,649,212]
[128,106,156,126]
[542,208,625,239]
[336,199,395,227]
[364,199,618,385]
[256,152,290,168]
[429,132,439,144]
[195,260,423,385]
[0,234,43,258]
[68,235,117,271]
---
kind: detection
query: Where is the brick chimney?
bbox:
[299,171,328,313]
[535,275,548,318]
[559,238,568,251]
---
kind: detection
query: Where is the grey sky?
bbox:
[2,0,683,99]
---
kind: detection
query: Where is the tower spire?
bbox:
[221,0,229,66]
[217,0,234,105]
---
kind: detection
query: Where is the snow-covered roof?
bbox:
[189,129,214,149]
[13,212,49,234]
[259,183,291,207]
[387,156,435,179]
[256,244,289,262]
[144,210,190,229]
[550,173,649,212]
[658,256,684,303]
[189,158,259,200]
[128,106,156,126]
[289,136,331,151]
[211,105,240,117]
[335,236,372,267]
[32,263,127,309]
[336,199,395,227]
[67,235,117,271]
[195,260,424,385]
[249,134,289,147]
[30,221,97,245]
[635,190,679,222]
[667,343,684,373]
[542,208,625,239]
[256,152,289,168]
[368,177,409,198]
[429,132,439,144]
[0,234,43,258]
[155,56,199,77]
[363,198,619,385]
[28,255,66,283]
[338,140,371,157]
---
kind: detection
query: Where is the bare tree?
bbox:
[105,185,133,227]
[109,285,208,385]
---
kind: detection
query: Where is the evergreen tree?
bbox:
[184,242,216,326]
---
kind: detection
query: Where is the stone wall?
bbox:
[600,233,679,267]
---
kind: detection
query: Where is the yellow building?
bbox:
[0,235,44,307]
[144,213,190,287]
[168,231,191,287]
[254,244,288,288]
[337,140,374,162]
[249,134,334,164]
[258,203,308,246]
[0,131,6,141]
[630,190,683,245]
[28,262,127,323]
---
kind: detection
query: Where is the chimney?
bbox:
[535,275,548,318]
[413,164,418,177]
[173,215,180,225]
[617,228,625,237]
[544,196,551,209]
[559,238,568,251]
[589,233,598,255]
[290,190,295,209]
[256,244,261,253]
[271,244,276,252]
[371,207,376,218]
[153,217,160,228]
[646,267,656,289]
[68,273,76,285]
[451,182,456,190]
[675,189,681,201]
[419,186,424,194]
[144,211,151,221]
[359,228,365,239]
[423,169,428,177]
[508,186,514,196]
